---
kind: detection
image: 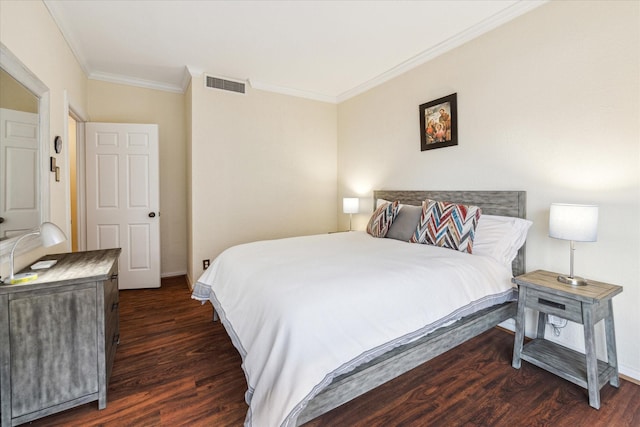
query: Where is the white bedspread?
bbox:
[192,231,516,427]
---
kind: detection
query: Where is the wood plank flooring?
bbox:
[29,276,639,426]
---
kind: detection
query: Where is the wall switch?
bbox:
[203,259,210,269]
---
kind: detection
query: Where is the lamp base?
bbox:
[557,275,588,286]
[9,272,38,285]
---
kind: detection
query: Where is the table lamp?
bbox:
[549,203,598,286]
[8,222,67,284]
[343,198,359,231]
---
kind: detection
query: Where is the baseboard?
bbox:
[620,373,640,386]
[161,270,187,278]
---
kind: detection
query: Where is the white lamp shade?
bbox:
[549,203,598,242]
[39,222,67,247]
[343,197,359,214]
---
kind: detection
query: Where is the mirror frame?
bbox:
[0,43,50,258]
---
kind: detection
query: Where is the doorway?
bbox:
[67,109,86,253]
[68,114,78,251]
[66,114,161,288]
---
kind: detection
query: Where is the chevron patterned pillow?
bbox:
[410,199,482,253]
[366,201,400,238]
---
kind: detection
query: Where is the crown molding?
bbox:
[336,0,548,103]
[181,66,203,92]
[249,80,337,104]
[89,71,184,94]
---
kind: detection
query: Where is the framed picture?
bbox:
[419,93,457,151]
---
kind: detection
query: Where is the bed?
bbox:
[192,190,529,426]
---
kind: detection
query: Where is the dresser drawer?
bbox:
[103,262,120,382]
[104,263,119,321]
[525,288,583,323]
[105,314,119,382]
[105,307,120,352]
[105,286,119,323]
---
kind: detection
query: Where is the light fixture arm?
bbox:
[7,222,66,284]
[557,239,588,286]
[9,230,40,280]
[568,240,576,279]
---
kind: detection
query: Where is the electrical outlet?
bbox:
[548,315,567,328]
[203,259,210,269]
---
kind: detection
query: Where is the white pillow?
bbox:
[473,214,532,266]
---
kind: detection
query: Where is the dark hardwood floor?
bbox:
[30,276,639,427]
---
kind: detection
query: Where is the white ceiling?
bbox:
[44,0,546,103]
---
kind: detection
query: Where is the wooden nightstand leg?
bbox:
[536,311,546,339]
[605,299,620,388]
[582,304,601,409]
[512,286,526,369]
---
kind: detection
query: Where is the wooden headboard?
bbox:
[373,190,527,276]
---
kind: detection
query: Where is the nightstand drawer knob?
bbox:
[538,298,565,310]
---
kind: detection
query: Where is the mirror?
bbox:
[0,68,39,240]
[0,43,50,257]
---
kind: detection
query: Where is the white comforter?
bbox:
[192,231,515,427]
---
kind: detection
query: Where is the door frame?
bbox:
[64,90,87,252]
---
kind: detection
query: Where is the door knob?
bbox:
[148,212,156,218]
[0,217,4,223]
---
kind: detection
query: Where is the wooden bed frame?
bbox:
[294,190,527,425]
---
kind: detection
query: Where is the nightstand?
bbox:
[511,270,622,409]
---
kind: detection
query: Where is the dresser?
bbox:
[0,249,121,427]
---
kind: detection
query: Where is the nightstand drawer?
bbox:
[525,288,583,323]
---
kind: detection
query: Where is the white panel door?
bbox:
[0,108,39,239]
[86,123,160,289]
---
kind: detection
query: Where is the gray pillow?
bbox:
[386,204,423,241]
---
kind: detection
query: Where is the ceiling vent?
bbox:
[205,74,246,94]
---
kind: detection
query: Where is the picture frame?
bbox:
[419,93,457,151]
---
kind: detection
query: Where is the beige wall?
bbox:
[188,77,337,283]
[0,68,38,113]
[0,0,88,275]
[337,1,639,379]
[87,80,187,276]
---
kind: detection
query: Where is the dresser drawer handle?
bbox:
[538,298,565,310]
[111,302,119,311]
[110,274,118,281]
[113,333,120,345]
